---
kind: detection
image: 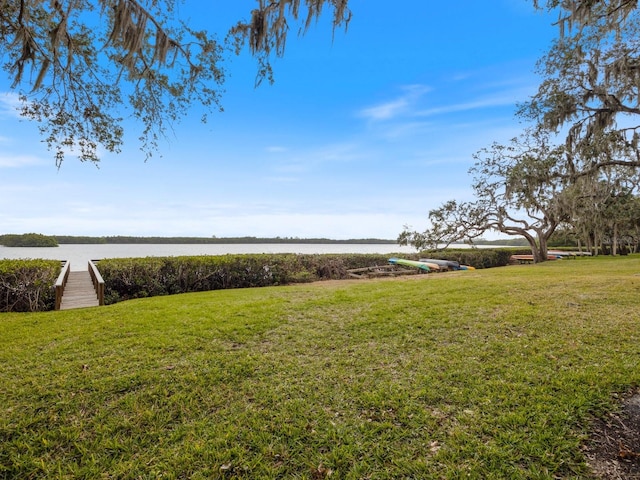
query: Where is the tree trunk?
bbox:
[526,237,546,263]
[531,244,544,263]
[521,233,540,263]
[538,234,549,261]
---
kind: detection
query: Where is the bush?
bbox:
[0,259,60,312]
[98,254,399,304]
[97,250,511,305]
[417,248,514,269]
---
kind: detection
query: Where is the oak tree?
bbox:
[401,1,640,260]
[527,0,640,175]
[399,131,572,262]
[562,167,640,254]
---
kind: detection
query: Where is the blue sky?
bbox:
[0,1,558,239]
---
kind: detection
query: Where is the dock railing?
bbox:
[54,261,71,310]
[88,260,105,306]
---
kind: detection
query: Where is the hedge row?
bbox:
[419,248,515,269]
[0,259,61,312]
[97,254,401,304]
[98,251,513,304]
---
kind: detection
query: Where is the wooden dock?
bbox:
[59,271,100,310]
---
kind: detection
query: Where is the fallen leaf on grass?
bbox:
[313,464,333,478]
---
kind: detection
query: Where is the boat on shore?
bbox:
[388,258,435,272]
[548,250,591,257]
[419,258,460,270]
[389,258,476,272]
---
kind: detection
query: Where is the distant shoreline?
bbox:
[52,235,399,245]
[2,234,528,247]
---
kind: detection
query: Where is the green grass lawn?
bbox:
[2,256,639,479]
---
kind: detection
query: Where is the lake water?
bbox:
[0,243,419,271]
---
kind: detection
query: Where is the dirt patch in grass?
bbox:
[586,389,640,479]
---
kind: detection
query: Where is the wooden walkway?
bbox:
[59,271,100,310]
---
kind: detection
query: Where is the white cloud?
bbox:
[0,92,24,118]
[360,98,410,121]
[0,153,45,168]
[359,84,431,121]
[358,71,539,131]
[416,95,519,118]
[196,212,416,239]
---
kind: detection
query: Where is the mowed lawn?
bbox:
[1,256,639,479]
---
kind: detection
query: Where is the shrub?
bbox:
[97,250,510,305]
[417,249,514,269]
[99,255,281,304]
[98,254,399,304]
[0,259,60,312]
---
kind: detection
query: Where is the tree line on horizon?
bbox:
[0,233,567,248]
[0,234,58,248]
[56,235,398,245]
[0,235,397,246]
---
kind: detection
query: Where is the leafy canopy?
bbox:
[400,1,640,260]
[1,0,351,165]
[528,0,640,174]
[398,130,572,261]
